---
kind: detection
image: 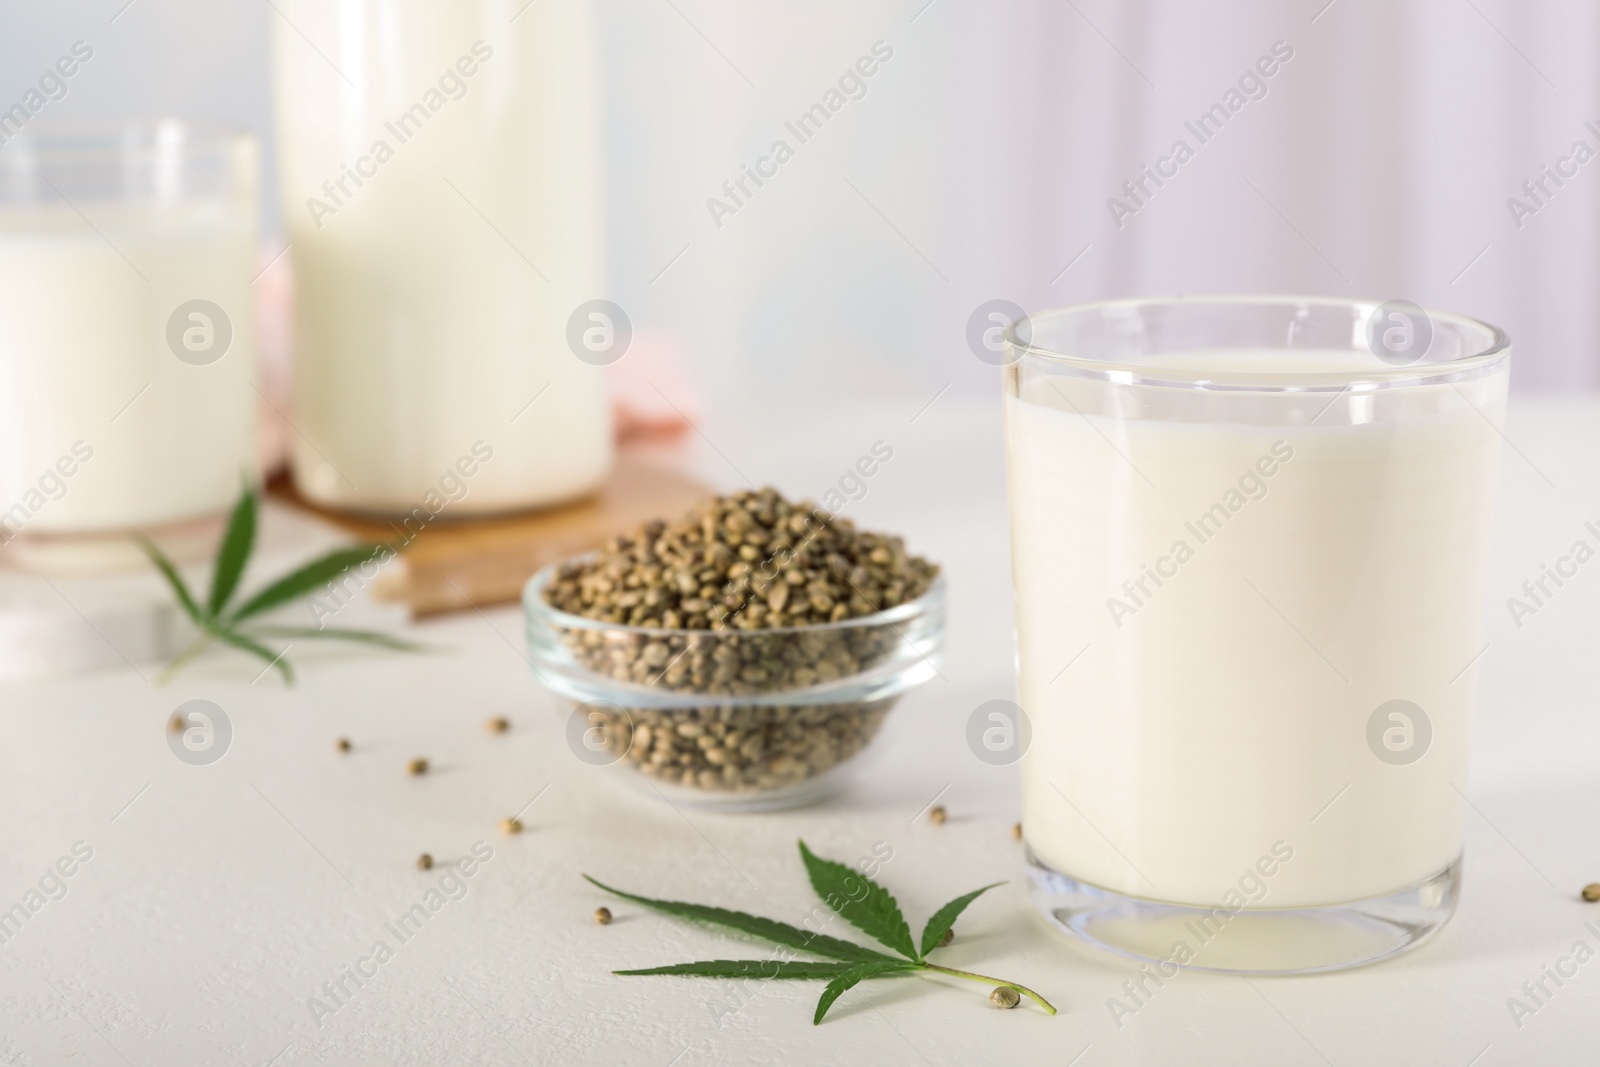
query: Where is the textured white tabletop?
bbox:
[2,393,1597,1066]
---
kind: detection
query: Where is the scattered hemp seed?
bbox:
[1583,883,1600,902]
[928,805,947,825]
[336,737,352,753]
[990,986,1022,1009]
[416,853,433,870]
[1010,822,1023,841]
[499,817,524,835]
[407,758,428,776]
[595,906,613,925]
[938,927,954,948]
[487,717,510,733]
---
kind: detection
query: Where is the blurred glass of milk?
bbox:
[0,120,259,550]
[271,0,614,515]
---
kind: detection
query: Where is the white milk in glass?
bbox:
[271,0,612,515]
[0,126,258,544]
[1007,350,1505,909]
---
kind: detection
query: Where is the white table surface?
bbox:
[3,391,1599,1067]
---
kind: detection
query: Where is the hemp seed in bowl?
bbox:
[524,488,945,811]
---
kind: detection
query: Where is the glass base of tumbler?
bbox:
[0,513,223,576]
[1027,848,1461,975]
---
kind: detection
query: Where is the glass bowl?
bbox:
[524,558,946,811]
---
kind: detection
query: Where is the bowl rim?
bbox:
[523,555,946,637]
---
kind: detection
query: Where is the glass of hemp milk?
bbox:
[0,120,258,567]
[1004,297,1509,974]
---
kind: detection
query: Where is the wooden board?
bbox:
[267,452,711,617]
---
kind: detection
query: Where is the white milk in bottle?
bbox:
[271,0,612,515]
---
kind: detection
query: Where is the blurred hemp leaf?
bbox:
[141,482,419,683]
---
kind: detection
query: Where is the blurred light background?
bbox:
[3,0,1595,418]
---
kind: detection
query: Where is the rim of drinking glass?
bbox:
[1003,295,1511,391]
[0,117,254,161]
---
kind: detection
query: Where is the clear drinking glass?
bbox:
[1004,296,1510,974]
[0,119,258,564]
[271,0,613,516]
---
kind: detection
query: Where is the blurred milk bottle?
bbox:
[271,0,613,516]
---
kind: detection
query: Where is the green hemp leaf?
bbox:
[588,841,1055,1024]
[142,482,419,683]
